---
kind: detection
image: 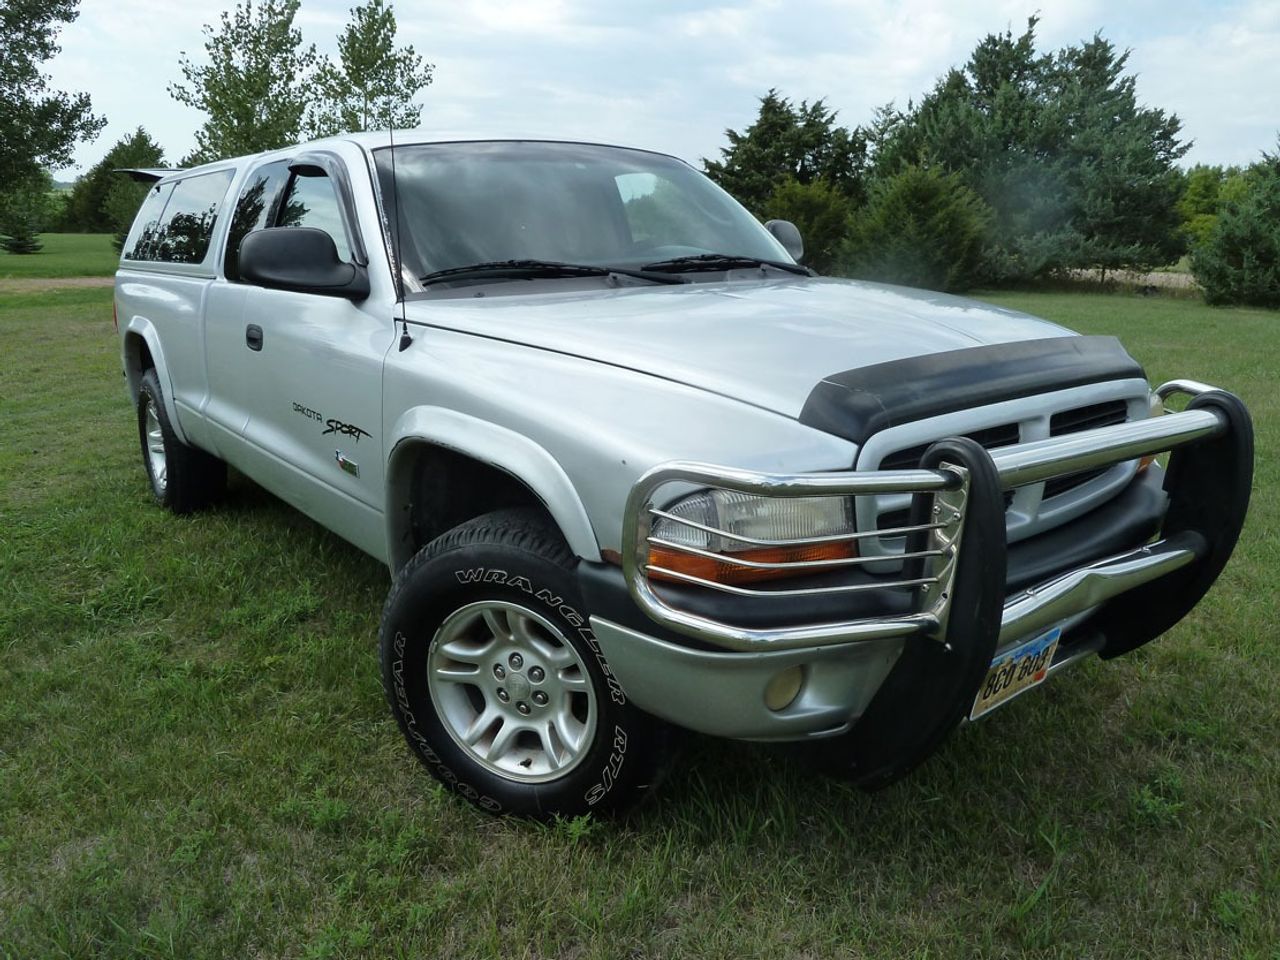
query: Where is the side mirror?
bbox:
[239,227,370,301]
[764,219,804,263]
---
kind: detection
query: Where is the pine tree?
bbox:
[703,90,867,215]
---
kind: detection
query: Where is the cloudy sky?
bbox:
[45,0,1280,176]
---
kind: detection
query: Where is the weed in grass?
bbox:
[1213,889,1258,931]
[1128,767,1187,828]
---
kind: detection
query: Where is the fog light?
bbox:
[764,666,804,711]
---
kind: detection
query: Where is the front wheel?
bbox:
[379,509,668,819]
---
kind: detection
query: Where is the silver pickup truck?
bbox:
[115,133,1253,819]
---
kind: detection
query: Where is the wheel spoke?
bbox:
[436,636,496,666]
[509,612,543,647]
[432,661,479,684]
[551,703,587,755]
[538,723,563,772]
[484,718,522,762]
[482,608,512,641]
[463,707,501,746]
[527,633,575,668]
[557,665,588,690]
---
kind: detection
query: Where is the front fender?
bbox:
[385,406,601,569]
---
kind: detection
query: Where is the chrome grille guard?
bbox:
[621,381,1251,653]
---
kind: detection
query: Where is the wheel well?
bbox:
[391,443,561,568]
[123,333,155,402]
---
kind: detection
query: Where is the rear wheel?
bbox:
[380,509,668,819]
[136,369,225,513]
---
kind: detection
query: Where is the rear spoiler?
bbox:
[113,168,183,183]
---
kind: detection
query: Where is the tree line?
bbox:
[3,6,1276,306]
[705,18,1280,306]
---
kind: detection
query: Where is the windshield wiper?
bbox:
[640,253,811,276]
[420,259,686,286]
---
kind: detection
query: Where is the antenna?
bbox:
[388,111,413,352]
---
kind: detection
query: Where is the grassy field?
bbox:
[1,287,1277,958]
[0,234,117,279]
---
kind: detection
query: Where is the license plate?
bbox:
[970,627,1061,721]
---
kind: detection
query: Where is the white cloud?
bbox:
[40,0,1278,176]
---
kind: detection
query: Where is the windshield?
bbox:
[372,141,792,285]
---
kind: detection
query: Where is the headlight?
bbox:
[648,489,858,585]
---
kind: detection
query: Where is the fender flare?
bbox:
[385,407,601,569]
[122,316,189,444]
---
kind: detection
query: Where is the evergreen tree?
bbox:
[704,90,867,214]
[760,179,853,273]
[307,0,433,137]
[841,165,992,292]
[0,172,57,255]
[871,18,1188,281]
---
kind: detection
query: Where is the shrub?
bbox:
[1192,163,1280,307]
[760,178,853,274]
[840,165,992,292]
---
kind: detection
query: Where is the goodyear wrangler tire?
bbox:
[379,509,667,819]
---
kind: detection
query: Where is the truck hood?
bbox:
[405,277,1073,419]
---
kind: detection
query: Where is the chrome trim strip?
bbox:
[648,506,946,548]
[645,535,943,571]
[645,564,940,597]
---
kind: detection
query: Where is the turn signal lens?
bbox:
[648,539,857,585]
[648,489,861,585]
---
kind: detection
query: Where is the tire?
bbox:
[136,368,226,514]
[380,508,668,820]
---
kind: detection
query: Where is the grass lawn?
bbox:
[1,287,1277,958]
[0,234,117,279]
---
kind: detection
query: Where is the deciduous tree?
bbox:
[64,127,166,235]
[170,0,317,163]
[1192,146,1280,307]
[0,0,104,189]
[307,0,433,137]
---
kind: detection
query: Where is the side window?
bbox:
[123,170,234,264]
[274,172,352,262]
[121,182,175,262]
[224,161,290,281]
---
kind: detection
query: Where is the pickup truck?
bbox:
[114,134,1253,819]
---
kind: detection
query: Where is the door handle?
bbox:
[245,324,263,351]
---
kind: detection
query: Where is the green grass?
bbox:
[0,233,117,279]
[2,287,1278,958]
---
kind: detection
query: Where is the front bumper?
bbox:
[589,381,1253,783]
